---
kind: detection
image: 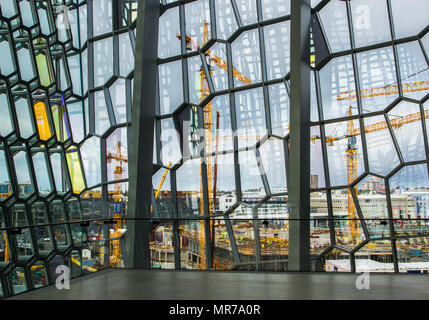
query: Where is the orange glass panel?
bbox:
[33,102,51,140]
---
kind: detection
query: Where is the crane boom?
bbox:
[337,81,429,101]
[313,109,429,144]
[151,162,172,213]
[154,162,172,200]
[176,34,252,85]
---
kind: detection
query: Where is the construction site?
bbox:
[1,0,429,301]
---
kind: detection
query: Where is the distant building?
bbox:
[402,189,429,221]
[361,176,384,192]
[311,192,417,219]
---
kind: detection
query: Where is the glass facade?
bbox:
[0,0,136,298]
[153,0,429,274]
[0,0,428,298]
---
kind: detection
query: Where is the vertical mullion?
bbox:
[226,41,242,202]
[385,178,399,273]
[125,0,160,268]
[209,0,217,40]
[197,106,213,269]
[170,170,181,269]
[256,0,272,136]
[386,0,404,98]
[419,103,429,179]
[288,0,311,272]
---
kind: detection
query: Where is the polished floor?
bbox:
[7,269,429,300]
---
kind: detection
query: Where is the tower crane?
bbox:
[312,81,429,244]
[177,20,251,269]
[106,141,128,267]
[2,233,9,262]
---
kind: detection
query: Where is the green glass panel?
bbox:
[51,98,71,142]
[36,54,53,87]
[65,147,86,194]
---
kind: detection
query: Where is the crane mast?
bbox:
[198,20,213,269]
[3,233,8,262]
[346,107,359,243]
[106,141,128,267]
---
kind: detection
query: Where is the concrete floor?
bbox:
[7,269,429,300]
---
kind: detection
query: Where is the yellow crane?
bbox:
[336,81,429,101]
[312,81,429,243]
[177,20,251,269]
[106,141,128,267]
[3,233,9,262]
[71,256,97,273]
[152,162,172,213]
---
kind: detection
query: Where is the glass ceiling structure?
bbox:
[0,0,429,298]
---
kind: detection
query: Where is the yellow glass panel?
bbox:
[36,54,53,87]
[65,147,85,194]
[33,102,51,140]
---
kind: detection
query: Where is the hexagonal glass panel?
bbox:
[158,6,180,59]
[106,128,128,182]
[0,39,16,76]
[159,60,183,115]
[65,146,86,194]
[15,97,35,139]
[31,261,48,288]
[93,37,114,87]
[94,90,110,135]
[264,21,290,81]
[80,136,101,187]
[10,267,28,294]
[33,101,53,140]
[325,119,365,187]
[391,0,429,39]
[0,143,12,201]
[350,0,391,48]
[32,152,53,196]
[119,32,134,76]
[232,29,261,87]
[13,151,34,198]
[364,115,400,176]
[396,41,429,101]
[318,0,350,53]
[109,78,127,124]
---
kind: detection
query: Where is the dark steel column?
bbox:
[288,0,311,272]
[125,0,160,268]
